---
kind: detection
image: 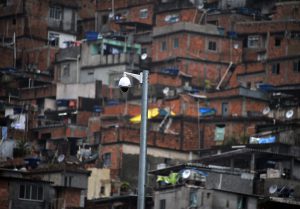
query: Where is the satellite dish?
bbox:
[57,154,65,163]
[163,87,170,96]
[269,185,278,194]
[263,107,271,115]
[141,53,148,60]
[182,169,191,179]
[164,15,171,22]
[109,12,114,19]
[286,109,294,119]
[197,4,204,10]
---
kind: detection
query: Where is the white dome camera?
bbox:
[118,75,131,92]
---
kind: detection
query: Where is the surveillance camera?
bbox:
[118,75,131,93]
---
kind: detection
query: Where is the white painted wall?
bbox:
[56,83,96,100]
[44,98,56,111]
[80,65,126,85]
[122,144,197,160]
[48,31,76,49]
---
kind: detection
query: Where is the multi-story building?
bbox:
[0,0,300,207]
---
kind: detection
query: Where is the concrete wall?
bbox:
[206,172,254,194]
[37,172,88,189]
[87,168,111,200]
[213,190,257,209]
[56,83,96,99]
[9,180,53,209]
[80,65,126,85]
[154,186,257,209]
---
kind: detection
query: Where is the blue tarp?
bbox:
[56,99,69,106]
[160,68,179,76]
[199,107,217,116]
[1,127,7,140]
[85,32,99,41]
[250,136,276,144]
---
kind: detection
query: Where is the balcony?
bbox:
[20,85,56,100]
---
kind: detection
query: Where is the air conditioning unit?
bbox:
[181,169,206,182]
[157,163,167,170]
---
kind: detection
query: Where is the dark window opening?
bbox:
[208,41,217,51]
[275,38,281,47]
[102,15,109,24]
[222,102,229,116]
[173,38,179,49]
[141,48,147,54]
[103,153,111,168]
[100,186,105,194]
[0,0,7,6]
[49,33,59,47]
[160,199,166,209]
[12,18,16,25]
[207,20,218,26]
[237,196,247,209]
[272,63,280,75]
[161,41,167,51]
[293,60,300,72]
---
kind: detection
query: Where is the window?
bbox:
[237,196,247,209]
[208,41,217,51]
[102,15,108,24]
[207,20,218,26]
[12,18,16,25]
[293,60,300,72]
[275,37,281,47]
[48,32,59,46]
[100,186,105,195]
[189,190,198,208]
[226,200,230,208]
[222,102,229,116]
[160,199,166,209]
[173,38,179,49]
[19,184,43,201]
[0,0,7,6]
[103,153,111,168]
[141,47,147,55]
[272,63,280,74]
[63,64,70,77]
[247,35,260,48]
[64,176,73,187]
[49,6,62,20]
[139,8,148,19]
[161,41,167,51]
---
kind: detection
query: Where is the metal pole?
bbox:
[137,70,149,209]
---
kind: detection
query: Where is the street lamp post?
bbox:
[118,69,149,209]
[138,70,148,209]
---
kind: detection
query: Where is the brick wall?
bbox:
[265,60,300,86]
[0,180,9,209]
[63,188,82,208]
[149,73,182,87]
[0,47,14,68]
[126,4,154,25]
[152,32,242,70]
[97,0,128,11]
[155,9,197,27]
[272,2,300,20]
